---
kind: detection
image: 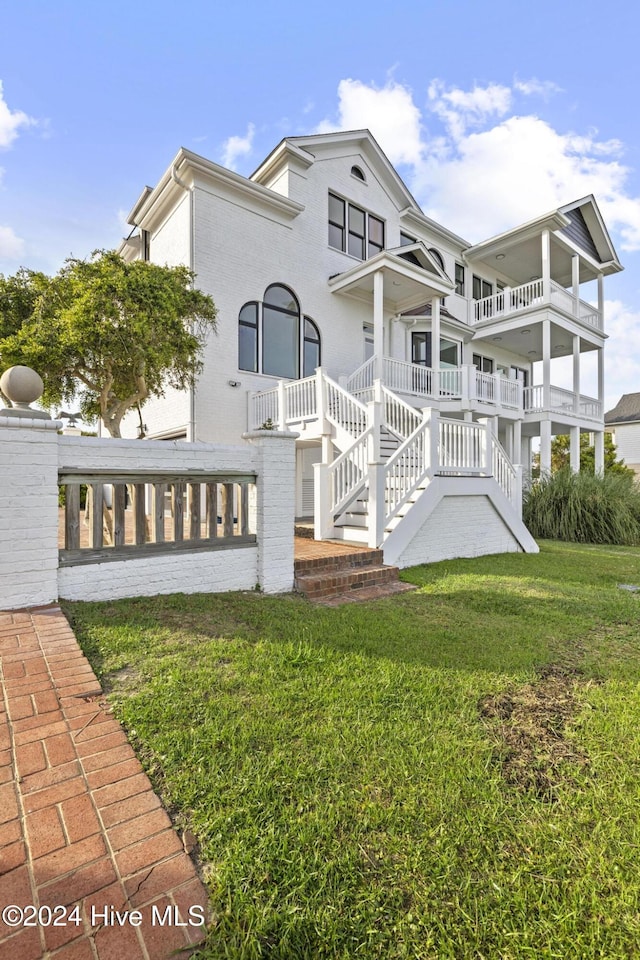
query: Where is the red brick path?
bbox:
[0,607,209,960]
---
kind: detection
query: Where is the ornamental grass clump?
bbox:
[523,467,640,544]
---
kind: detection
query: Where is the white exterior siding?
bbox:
[611,424,640,472]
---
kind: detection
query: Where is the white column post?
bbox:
[597,345,605,419]
[367,394,384,548]
[478,417,493,475]
[597,272,604,328]
[277,380,286,431]
[541,229,551,303]
[594,431,605,476]
[513,420,522,465]
[422,407,439,477]
[542,319,551,411]
[569,425,581,473]
[313,461,331,540]
[572,334,581,415]
[540,420,552,477]
[431,296,441,395]
[373,269,384,381]
[572,254,580,317]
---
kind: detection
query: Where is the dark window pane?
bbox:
[455,263,465,295]
[328,193,345,226]
[349,205,365,236]
[239,324,257,371]
[428,248,444,270]
[400,232,415,246]
[303,340,320,377]
[473,275,482,300]
[329,223,344,250]
[369,217,384,248]
[412,331,432,367]
[263,306,299,378]
[440,338,459,368]
[264,284,299,313]
[348,232,365,259]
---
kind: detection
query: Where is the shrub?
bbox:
[523,467,640,544]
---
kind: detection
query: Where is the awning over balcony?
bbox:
[328,243,454,312]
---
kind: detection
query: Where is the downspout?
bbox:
[171,161,197,443]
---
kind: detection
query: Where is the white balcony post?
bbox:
[572,334,581,415]
[597,272,604,325]
[277,380,286,431]
[478,417,493,475]
[503,286,511,316]
[569,425,581,473]
[594,431,605,476]
[247,390,254,431]
[367,394,384,549]
[541,230,551,303]
[373,269,384,381]
[542,319,551,410]
[540,421,552,477]
[597,345,605,417]
[571,254,580,317]
[461,364,473,408]
[313,461,332,540]
[431,296,441,395]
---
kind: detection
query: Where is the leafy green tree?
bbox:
[0,251,217,436]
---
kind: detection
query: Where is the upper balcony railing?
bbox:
[523,384,602,421]
[471,278,603,332]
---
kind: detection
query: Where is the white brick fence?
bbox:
[0,415,297,611]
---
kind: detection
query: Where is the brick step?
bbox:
[295,562,400,601]
[295,549,384,577]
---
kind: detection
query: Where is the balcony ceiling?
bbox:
[472,234,608,287]
[473,322,599,362]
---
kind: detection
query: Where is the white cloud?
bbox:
[600,299,640,409]
[0,224,25,259]
[315,78,423,167]
[315,77,640,252]
[0,81,34,150]
[221,123,255,171]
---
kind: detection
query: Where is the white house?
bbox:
[117,129,622,566]
[605,394,640,475]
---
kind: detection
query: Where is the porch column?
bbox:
[572,334,581,416]
[594,431,605,476]
[569,425,581,473]
[542,319,551,410]
[431,296,441,395]
[373,269,384,381]
[540,421,552,477]
[572,254,580,317]
[597,344,605,415]
[513,420,522,464]
[521,435,532,480]
[597,272,604,326]
[541,230,551,302]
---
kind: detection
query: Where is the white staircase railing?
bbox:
[439,418,488,474]
[491,434,521,512]
[383,416,434,529]
[382,386,421,440]
[323,371,368,439]
[346,356,376,396]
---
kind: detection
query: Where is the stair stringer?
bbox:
[382,474,539,569]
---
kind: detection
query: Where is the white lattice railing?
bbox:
[328,426,373,517]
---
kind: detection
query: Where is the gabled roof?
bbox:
[559,196,621,268]
[605,393,640,425]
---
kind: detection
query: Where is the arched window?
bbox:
[351,165,366,182]
[238,284,321,380]
[262,284,299,379]
[428,248,445,271]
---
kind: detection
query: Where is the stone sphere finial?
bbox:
[0,365,51,419]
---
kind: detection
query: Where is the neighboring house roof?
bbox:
[604,393,640,425]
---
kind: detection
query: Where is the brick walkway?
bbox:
[0,607,209,960]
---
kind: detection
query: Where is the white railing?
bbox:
[475,371,497,404]
[438,368,462,398]
[550,282,603,331]
[284,375,317,422]
[251,387,279,429]
[382,357,435,398]
[439,418,486,473]
[328,426,373,518]
[491,435,519,508]
[324,373,368,438]
[384,419,431,525]
[382,386,421,439]
[346,356,376,395]
[498,377,521,410]
[472,279,544,323]
[523,384,602,420]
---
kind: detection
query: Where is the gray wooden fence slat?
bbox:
[113,484,126,547]
[189,482,201,540]
[64,484,80,551]
[240,483,249,536]
[222,483,234,538]
[91,484,104,549]
[134,484,146,545]
[206,482,218,539]
[154,483,165,543]
[173,482,184,542]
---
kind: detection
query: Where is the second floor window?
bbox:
[328,193,385,260]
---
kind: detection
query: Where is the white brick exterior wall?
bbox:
[395,493,522,569]
[0,417,61,608]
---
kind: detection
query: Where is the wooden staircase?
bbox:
[294,547,414,604]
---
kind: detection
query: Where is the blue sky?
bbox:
[1,0,639,408]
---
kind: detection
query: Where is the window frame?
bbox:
[328,192,385,261]
[455,262,465,296]
[238,285,321,381]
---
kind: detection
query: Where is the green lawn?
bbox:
[65,541,640,959]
